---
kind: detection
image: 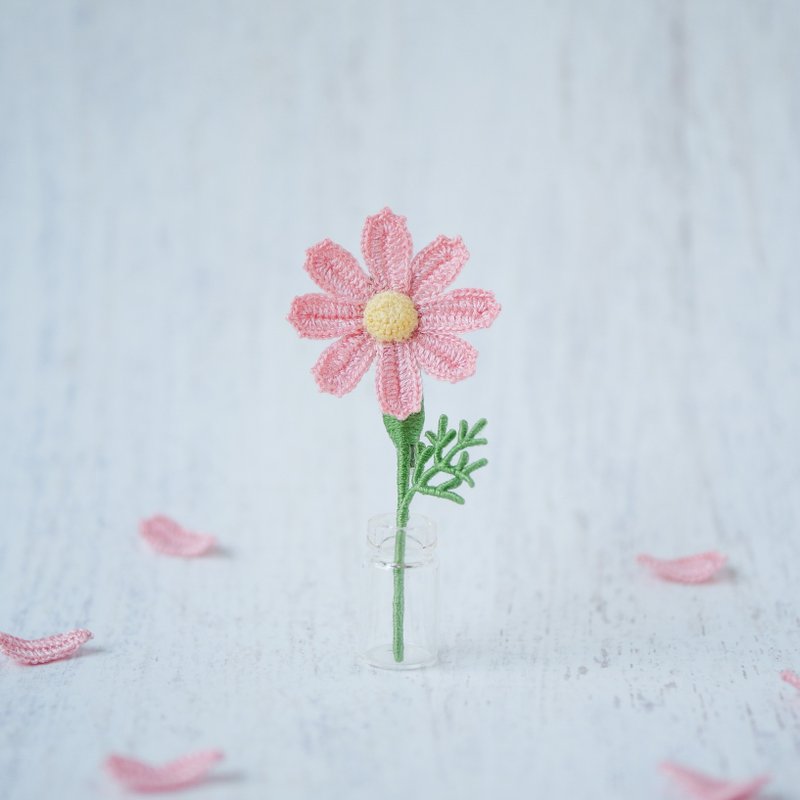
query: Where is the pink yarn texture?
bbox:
[140,515,216,557]
[660,762,769,800]
[637,551,726,584]
[105,750,224,793]
[780,669,800,690]
[0,629,93,665]
[288,208,501,419]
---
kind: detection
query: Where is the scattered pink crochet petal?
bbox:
[781,669,800,689]
[140,516,216,557]
[0,629,93,665]
[106,750,224,793]
[637,551,726,583]
[661,762,769,800]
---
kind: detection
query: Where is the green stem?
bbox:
[392,443,412,662]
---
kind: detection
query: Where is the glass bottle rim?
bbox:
[366,513,437,550]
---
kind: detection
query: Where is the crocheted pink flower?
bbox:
[288,209,500,419]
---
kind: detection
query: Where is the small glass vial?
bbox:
[363,514,438,670]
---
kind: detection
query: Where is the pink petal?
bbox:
[637,552,726,584]
[375,341,422,420]
[106,750,224,793]
[0,629,93,665]
[781,669,800,689]
[304,239,371,301]
[361,208,413,293]
[417,288,501,334]
[312,331,376,396]
[660,762,769,800]
[409,235,470,301]
[288,294,365,339]
[412,332,477,382]
[140,516,215,557]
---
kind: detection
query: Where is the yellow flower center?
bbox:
[363,291,419,342]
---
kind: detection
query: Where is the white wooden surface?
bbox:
[1,1,799,798]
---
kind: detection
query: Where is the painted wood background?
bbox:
[1,1,799,797]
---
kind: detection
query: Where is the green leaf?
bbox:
[404,415,490,508]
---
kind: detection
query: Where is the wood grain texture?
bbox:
[1,1,799,797]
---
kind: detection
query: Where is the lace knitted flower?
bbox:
[288,208,500,419]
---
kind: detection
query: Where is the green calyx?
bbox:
[383,405,426,456]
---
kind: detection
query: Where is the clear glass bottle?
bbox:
[363,513,438,669]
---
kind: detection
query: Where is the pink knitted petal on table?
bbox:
[412,332,477,382]
[304,239,371,301]
[637,552,726,584]
[781,669,800,689]
[312,331,376,396]
[0,629,93,665]
[409,235,469,301]
[361,208,413,293]
[288,294,365,339]
[376,341,422,420]
[417,288,501,334]
[660,762,769,800]
[106,750,224,793]
[140,516,215,557]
